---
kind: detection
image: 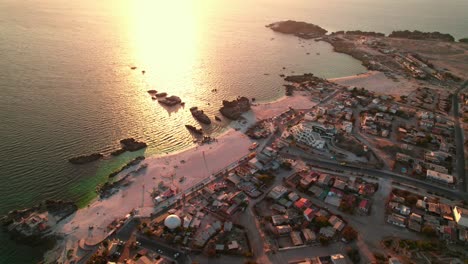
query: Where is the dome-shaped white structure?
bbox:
[164,214,181,230]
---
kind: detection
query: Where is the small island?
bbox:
[68,153,103,164]
[266,20,327,39]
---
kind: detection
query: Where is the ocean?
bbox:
[0,0,467,263]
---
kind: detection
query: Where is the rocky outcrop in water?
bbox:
[120,138,147,152]
[158,95,182,106]
[68,153,103,164]
[185,125,203,135]
[108,156,145,178]
[1,200,77,245]
[219,96,251,120]
[266,20,327,39]
[190,107,211,124]
[389,30,455,42]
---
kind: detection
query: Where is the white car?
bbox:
[174,252,180,258]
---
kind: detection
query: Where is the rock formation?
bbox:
[219,96,251,120]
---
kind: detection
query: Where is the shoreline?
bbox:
[45,91,319,262]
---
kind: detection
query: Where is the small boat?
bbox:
[142,70,146,74]
[130,66,137,70]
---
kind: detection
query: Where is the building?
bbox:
[426,170,454,184]
[290,123,326,149]
[453,206,468,228]
[330,254,346,264]
[269,185,288,200]
[304,208,315,222]
[276,225,292,235]
[302,228,316,243]
[358,199,371,215]
[387,214,406,227]
[290,231,304,246]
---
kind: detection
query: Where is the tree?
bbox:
[314,216,329,228]
[342,226,358,242]
[422,225,437,237]
[319,236,330,246]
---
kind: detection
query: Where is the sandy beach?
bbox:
[48,92,317,262]
[329,71,420,97]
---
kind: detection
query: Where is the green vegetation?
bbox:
[342,226,358,242]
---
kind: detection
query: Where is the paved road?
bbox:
[135,234,188,264]
[452,80,468,192]
[281,150,468,201]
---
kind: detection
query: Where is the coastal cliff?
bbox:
[266,20,327,39]
[219,97,251,120]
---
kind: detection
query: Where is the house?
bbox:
[453,206,468,228]
[302,228,316,243]
[272,215,289,226]
[288,192,300,202]
[304,208,315,222]
[299,176,315,189]
[271,204,287,214]
[224,221,233,232]
[308,186,324,198]
[227,240,239,250]
[269,185,288,200]
[333,179,347,190]
[317,174,332,186]
[290,231,304,246]
[319,226,336,238]
[276,225,292,235]
[358,199,371,215]
[294,198,312,210]
[387,214,406,227]
[329,215,345,232]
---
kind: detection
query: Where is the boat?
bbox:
[185,125,203,135]
[142,70,146,74]
[130,66,137,70]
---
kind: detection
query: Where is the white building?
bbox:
[290,123,326,149]
[453,206,468,228]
